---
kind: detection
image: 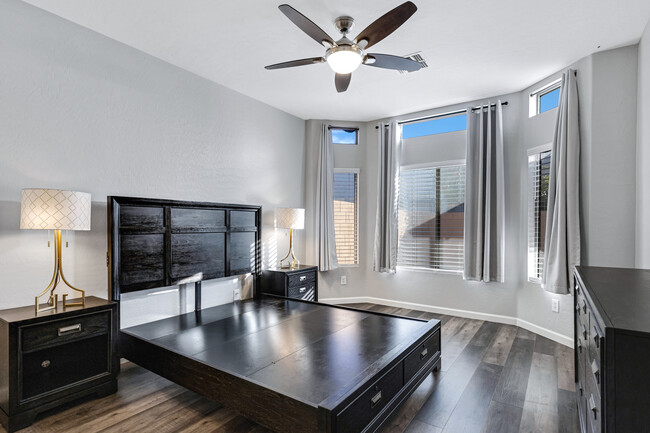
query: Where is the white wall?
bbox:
[637,19,650,268]
[0,0,306,318]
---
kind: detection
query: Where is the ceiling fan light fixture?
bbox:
[326,45,363,74]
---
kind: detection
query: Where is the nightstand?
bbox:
[0,296,118,433]
[262,265,318,301]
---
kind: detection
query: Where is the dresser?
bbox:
[261,265,318,301]
[574,266,650,433]
[0,296,118,432]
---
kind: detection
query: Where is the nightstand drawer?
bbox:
[287,283,316,301]
[21,335,110,401]
[288,271,316,288]
[21,311,110,353]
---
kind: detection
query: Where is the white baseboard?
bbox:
[320,296,573,348]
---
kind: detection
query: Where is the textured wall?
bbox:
[0,0,306,315]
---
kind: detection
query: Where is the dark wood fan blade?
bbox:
[355,1,417,50]
[335,73,351,93]
[265,57,325,70]
[279,4,335,48]
[364,53,421,71]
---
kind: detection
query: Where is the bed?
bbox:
[108,196,441,433]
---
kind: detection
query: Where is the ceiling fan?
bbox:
[265,2,422,93]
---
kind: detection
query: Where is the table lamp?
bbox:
[20,189,91,313]
[276,207,304,269]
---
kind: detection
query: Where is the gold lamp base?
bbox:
[280,228,300,269]
[35,229,85,314]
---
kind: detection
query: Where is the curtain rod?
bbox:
[375,101,508,129]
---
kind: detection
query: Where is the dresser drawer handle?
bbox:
[299,275,307,282]
[582,303,587,314]
[582,326,588,340]
[58,323,81,336]
[41,360,51,368]
[299,287,306,293]
[591,360,600,384]
[370,390,382,408]
[420,347,428,360]
[589,395,597,420]
[593,329,600,348]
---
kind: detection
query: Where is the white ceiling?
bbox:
[22,0,650,121]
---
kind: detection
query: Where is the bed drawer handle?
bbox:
[420,347,428,360]
[370,390,382,408]
[582,326,588,340]
[299,287,306,293]
[58,323,81,336]
[299,275,307,282]
[41,360,51,368]
[593,328,600,348]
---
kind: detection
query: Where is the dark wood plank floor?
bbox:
[4,303,578,433]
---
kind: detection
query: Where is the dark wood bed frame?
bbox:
[108,196,441,433]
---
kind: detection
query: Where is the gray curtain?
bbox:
[316,123,338,271]
[373,122,400,273]
[542,70,581,294]
[464,101,505,282]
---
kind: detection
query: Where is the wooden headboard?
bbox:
[107,196,261,307]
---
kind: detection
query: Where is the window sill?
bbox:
[396,266,463,276]
[338,264,359,268]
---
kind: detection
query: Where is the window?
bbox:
[527,147,552,282]
[529,79,562,116]
[333,169,359,265]
[397,163,466,272]
[330,127,358,145]
[402,114,467,139]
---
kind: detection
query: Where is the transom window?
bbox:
[402,114,467,139]
[529,79,562,116]
[330,127,358,145]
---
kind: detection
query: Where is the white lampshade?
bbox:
[20,189,91,231]
[275,207,305,230]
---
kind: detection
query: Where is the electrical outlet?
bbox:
[552,298,559,313]
[233,288,241,301]
[341,276,347,285]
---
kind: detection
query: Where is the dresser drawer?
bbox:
[588,318,603,367]
[21,311,110,353]
[287,271,316,288]
[287,283,316,301]
[337,363,403,433]
[404,330,440,384]
[585,371,602,433]
[21,335,110,401]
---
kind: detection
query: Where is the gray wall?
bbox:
[638,20,650,267]
[0,0,306,316]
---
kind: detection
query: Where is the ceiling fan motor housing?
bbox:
[335,16,354,34]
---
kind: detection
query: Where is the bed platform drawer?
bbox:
[21,311,110,353]
[404,329,440,384]
[336,363,403,433]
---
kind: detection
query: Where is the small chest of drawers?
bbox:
[261,265,318,301]
[574,266,650,433]
[0,297,118,433]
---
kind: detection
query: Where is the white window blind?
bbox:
[333,169,359,266]
[397,164,466,272]
[527,149,552,282]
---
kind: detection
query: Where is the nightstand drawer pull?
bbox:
[41,360,51,368]
[299,275,307,281]
[420,348,428,359]
[299,287,306,293]
[58,323,81,336]
[370,390,382,408]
